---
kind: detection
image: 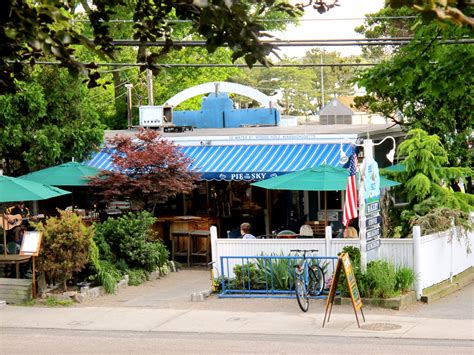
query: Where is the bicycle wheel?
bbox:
[308,265,325,296]
[295,277,309,312]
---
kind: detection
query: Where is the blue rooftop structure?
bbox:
[173,93,280,129]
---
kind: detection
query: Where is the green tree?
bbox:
[355,7,418,60]
[70,1,299,128]
[383,129,473,236]
[37,210,94,291]
[302,49,360,107]
[0,67,104,176]
[231,50,360,116]
[355,23,474,167]
[89,129,197,211]
[2,0,343,94]
[387,0,474,27]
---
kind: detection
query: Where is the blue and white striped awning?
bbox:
[86,144,351,181]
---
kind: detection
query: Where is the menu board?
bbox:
[20,231,43,256]
[323,252,364,328]
[341,252,362,311]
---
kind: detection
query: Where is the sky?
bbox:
[271,0,385,58]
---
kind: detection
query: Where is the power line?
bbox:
[110,38,474,47]
[98,66,138,74]
[30,61,378,68]
[72,16,418,24]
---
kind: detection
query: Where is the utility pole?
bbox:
[146,69,154,106]
[320,52,325,107]
[125,83,133,129]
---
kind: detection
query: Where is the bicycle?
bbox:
[290,249,325,312]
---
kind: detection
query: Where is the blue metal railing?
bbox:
[218,255,338,299]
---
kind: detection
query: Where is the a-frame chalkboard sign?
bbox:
[322,252,365,328]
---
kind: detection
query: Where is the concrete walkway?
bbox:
[1,304,472,341]
[1,269,472,341]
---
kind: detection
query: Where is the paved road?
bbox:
[1,328,473,354]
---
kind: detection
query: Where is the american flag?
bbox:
[342,153,358,227]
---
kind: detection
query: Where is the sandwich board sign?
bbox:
[323,253,365,328]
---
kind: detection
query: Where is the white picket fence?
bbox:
[209,222,473,299]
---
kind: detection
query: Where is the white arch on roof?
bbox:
[164,82,275,108]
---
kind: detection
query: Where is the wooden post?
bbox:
[32,256,36,299]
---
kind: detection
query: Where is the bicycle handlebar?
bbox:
[290,249,319,253]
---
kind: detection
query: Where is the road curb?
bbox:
[421,267,473,303]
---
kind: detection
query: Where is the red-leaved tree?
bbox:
[89,129,197,211]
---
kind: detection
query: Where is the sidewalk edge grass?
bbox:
[420,266,473,303]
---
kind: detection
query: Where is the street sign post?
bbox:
[362,160,381,252]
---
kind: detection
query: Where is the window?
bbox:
[319,190,342,210]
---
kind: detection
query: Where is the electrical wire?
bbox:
[71,16,418,24]
[88,71,143,101]
[109,38,474,47]
[28,61,378,68]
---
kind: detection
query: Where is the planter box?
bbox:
[0,278,32,304]
[335,291,416,310]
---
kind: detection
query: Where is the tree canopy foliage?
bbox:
[355,7,418,60]
[387,0,474,28]
[0,66,104,176]
[89,129,197,211]
[355,18,474,167]
[382,129,473,237]
[0,0,344,94]
[230,49,360,116]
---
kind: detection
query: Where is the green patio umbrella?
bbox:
[0,174,71,256]
[20,161,101,211]
[20,162,100,186]
[252,165,401,191]
[251,165,401,227]
[252,165,348,191]
[380,176,402,188]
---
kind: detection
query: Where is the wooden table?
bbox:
[0,255,31,278]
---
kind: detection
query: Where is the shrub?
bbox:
[365,260,397,298]
[337,246,365,297]
[128,268,150,286]
[36,210,93,291]
[395,267,415,293]
[255,253,294,290]
[340,246,361,267]
[88,239,122,294]
[94,211,169,272]
[230,262,266,290]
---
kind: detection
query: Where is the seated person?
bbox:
[344,226,358,238]
[240,222,256,239]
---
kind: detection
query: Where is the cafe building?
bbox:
[87,83,402,250]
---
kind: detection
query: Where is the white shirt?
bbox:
[242,233,256,239]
